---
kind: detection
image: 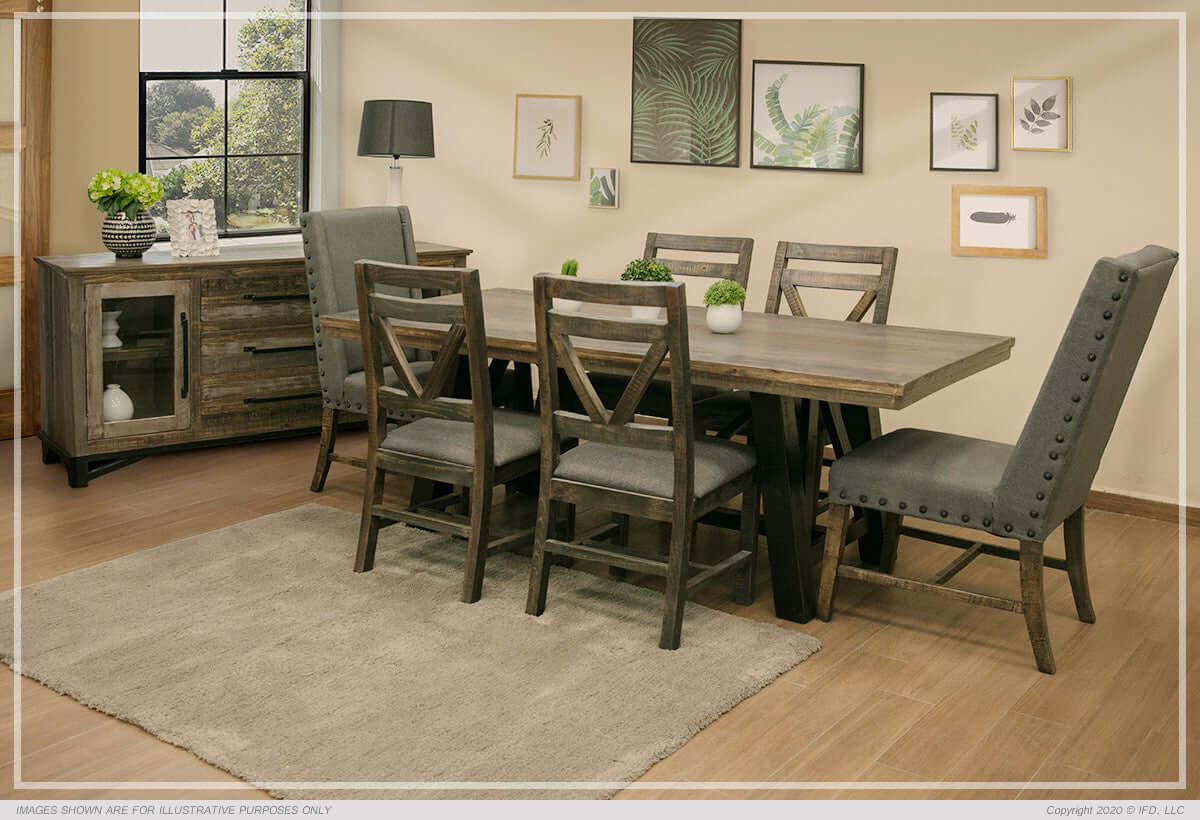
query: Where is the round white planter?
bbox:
[554,297,581,313]
[102,383,135,422]
[706,303,742,334]
[631,305,665,321]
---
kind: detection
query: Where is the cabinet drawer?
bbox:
[199,367,322,415]
[200,327,316,374]
[201,273,311,328]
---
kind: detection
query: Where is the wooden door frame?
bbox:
[0,0,51,440]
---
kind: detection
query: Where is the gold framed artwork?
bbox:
[951,184,1047,259]
[513,94,581,180]
[1012,76,1071,152]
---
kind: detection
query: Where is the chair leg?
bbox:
[310,407,338,492]
[1019,539,1057,674]
[525,488,556,616]
[816,504,852,621]
[878,512,902,574]
[735,483,760,606]
[659,515,694,650]
[354,453,385,573]
[609,514,630,579]
[1063,506,1096,624]
[461,481,493,604]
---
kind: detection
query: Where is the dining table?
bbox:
[319,287,1015,624]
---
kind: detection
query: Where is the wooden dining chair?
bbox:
[525,274,761,649]
[817,245,1179,673]
[353,261,542,603]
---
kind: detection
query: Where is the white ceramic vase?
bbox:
[554,297,581,313]
[631,305,665,321]
[705,303,742,334]
[101,310,123,349]
[102,383,135,422]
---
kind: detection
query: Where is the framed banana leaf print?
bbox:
[630,18,741,167]
[751,60,864,172]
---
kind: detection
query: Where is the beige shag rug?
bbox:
[0,504,818,799]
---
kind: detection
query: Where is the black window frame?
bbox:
[138,0,312,240]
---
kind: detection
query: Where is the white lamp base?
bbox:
[385,162,404,206]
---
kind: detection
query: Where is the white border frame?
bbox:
[7,9,1188,795]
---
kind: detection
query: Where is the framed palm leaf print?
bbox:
[751,60,864,172]
[630,18,741,167]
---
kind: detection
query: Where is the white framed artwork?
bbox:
[513,94,581,180]
[166,199,219,257]
[1012,76,1071,151]
[588,167,618,208]
[930,92,998,171]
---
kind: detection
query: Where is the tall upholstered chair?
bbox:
[525,274,760,649]
[353,261,542,603]
[300,206,432,492]
[817,246,1179,673]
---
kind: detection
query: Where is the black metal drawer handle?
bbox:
[243,392,322,405]
[242,344,313,355]
[242,293,308,303]
[180,312,189,399]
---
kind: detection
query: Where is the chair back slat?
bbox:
[997,245,1178,539]
[766,241,898,325]
[644,232,754,289]
[356,261,494,464]
[534,273,695,503]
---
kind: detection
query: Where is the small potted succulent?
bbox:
[87,168,164,258]
[620,258,673,319]
[703,279,747,334]
[555,259,582,313]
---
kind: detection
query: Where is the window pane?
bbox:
[228,78,303,155]
[146,157,226,234]
[144,79,224,159]
[140,0,222,71]
[226,0,307,71]
[226,155,302,232]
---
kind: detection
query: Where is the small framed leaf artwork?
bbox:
[751,60,864,172]
[1012,76,1071,152]
[588,168,619,209]
[930,92,998,171]
[951,184,1047,259]
[513,94,581,180]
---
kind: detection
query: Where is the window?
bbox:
[139,0,310,237]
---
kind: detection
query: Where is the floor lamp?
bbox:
[356,100,435,205]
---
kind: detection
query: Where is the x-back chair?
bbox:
[525,274,760,649]
[353,261,542,603]
[817,245,1179,673]
[301,206,433,492]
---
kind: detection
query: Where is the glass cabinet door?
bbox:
[85,279,192,440]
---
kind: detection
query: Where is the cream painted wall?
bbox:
[337,12,1191,505]
[42,2,1196,506]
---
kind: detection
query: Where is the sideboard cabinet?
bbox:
[37,241,471,487]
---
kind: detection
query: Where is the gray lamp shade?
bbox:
[357,100,435,159]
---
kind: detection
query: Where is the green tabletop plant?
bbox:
[703,279,746,334]
[621,258,673,319]
[560,259,579,277]
[555,258,582,312]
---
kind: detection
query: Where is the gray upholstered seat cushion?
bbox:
[341,361,435,413]
[379,409,541,467]
[828,427,1012,535]
[554,438,756,499]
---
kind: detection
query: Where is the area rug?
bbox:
[0,504,818,799]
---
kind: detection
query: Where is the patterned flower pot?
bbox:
[101,213,156,258]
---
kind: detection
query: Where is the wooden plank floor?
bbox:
[0,433,1194,800]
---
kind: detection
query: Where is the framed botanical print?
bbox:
[1012,76,1071,152]
[930,92,998,171]
[588,167,619,208]
[951,184,1047,259]
[513,94,581,180]
[751,60,864,172]
[630,18,741,167]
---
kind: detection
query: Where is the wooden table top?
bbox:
[320,288,1015,410]
[36,240,473,275]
